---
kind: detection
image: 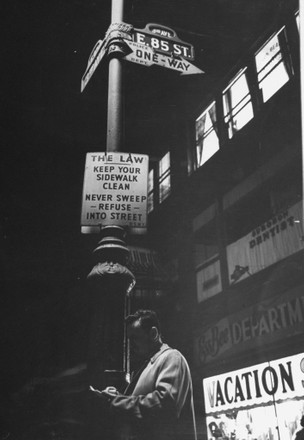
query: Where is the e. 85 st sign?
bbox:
[132,23,195,61]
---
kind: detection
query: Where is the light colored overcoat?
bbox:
[110,344,197,440]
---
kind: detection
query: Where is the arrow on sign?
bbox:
[81,39,107,92]
[124,41,204,75]
[160,54,204,75]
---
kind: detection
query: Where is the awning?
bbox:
[127,246,169,283]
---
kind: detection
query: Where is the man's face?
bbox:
[127,322,152,360]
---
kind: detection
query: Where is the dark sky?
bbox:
[1,0,287,268]
[1,0,289,393]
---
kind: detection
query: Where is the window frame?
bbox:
[195,101,220,168]
[159,151,171,203]
[222,67,254,139]
[254,26,293,103]
[147,168,154,213]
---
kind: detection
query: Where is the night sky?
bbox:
[2,0,285,400]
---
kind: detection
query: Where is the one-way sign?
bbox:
[124,41,204,75]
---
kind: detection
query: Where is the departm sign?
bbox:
[132,23,195,60]
[81,152,148,229]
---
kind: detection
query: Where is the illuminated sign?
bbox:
[203,353,304,415]
[81,152,148,229]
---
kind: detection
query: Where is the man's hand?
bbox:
[89,385,119,402]
[103,386,119,396]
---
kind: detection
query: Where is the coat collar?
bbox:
[150,343,171,364]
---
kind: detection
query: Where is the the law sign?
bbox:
[81,152,149,229]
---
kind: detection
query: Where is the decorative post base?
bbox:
[86,226,135,439]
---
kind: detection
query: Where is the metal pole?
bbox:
[300,4,304,230]
[87,1,132,386]
[87,0,135,389]
[86,2,134,438]
[107,0,125,152]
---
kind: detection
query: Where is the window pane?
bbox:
[197,130,219,166]
[195,102,219,167]
[196,259,222,302]
[255,28,291,102]
[148,169,154,213]
[223,70,254,138]
[295,11,299,31]
[159,152,171,202]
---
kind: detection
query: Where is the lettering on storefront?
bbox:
[226,201,303,283]
[249,209,295,248]
[203,353,304,414]
[207,362,294,408]
[196,290,304,365]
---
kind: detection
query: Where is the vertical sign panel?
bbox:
[81,152,149,230]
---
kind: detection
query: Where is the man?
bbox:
[295,416,304,440]
[91,309,197,440]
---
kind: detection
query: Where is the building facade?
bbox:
[128,2,303,439]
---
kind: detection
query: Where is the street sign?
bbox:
[81,39,107,92]
[124,41,156,67]
[81,152,149,230]
[133,23,195,61]
[81,23,133,92]
[124,41,204,74]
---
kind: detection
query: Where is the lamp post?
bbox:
[106,0,124,153]
[85,2,136,437]
[86,0,135,423]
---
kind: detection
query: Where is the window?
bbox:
[147,169,154,213]
[224,190,272,245]
[223,69,254,139]
[194,221,219,268]
[269,166,302,214]
[255,27,293,103]
[159,152,171,203]
[196,259,222,302]
[195,101,219,167]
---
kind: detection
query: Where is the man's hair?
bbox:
[125,309,161,334]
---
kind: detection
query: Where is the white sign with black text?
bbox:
[124,40,204,75]
[81,152,149,230]
[203,353,304,415]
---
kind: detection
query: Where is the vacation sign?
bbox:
[203,353,304,415]
[81,152,148,229]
